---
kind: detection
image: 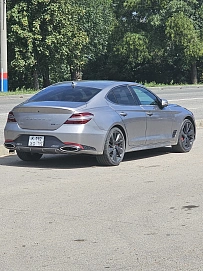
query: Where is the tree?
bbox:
[83,0,152,81]
[69,0,114,80]
[123,0,203,84]
[7,0,89,89]
[7,0,114,90]
[165,11,203,84]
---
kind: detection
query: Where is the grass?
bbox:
[143,81,203,87]
[0,88,37,96]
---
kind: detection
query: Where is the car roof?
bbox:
[51,80,139,89]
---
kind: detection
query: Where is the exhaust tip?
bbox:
[4,143,15,150]
[60,145,82,153]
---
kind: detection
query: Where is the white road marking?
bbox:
[168,97,203,102]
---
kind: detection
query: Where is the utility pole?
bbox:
[0,0,8,92]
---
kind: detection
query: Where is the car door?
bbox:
[106,85,147,147]
[129,85,173,145]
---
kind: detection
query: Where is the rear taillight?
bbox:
[64,112,94,124]
[7,112,17,123]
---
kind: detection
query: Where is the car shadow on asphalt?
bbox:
[0,147,172,169]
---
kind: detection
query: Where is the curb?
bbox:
[0,145,9,157]
[0,121,202,158]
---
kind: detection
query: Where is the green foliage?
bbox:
[8,0,82,87]
[165,12,203,61]
[6,0,203,89]
[120,0,203,83]
[115,33,150,63]
[7,0,114,89]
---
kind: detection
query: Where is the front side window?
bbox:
[130,86,159,106]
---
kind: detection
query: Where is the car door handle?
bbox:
[146,112,153,116]
[119,112,127,117]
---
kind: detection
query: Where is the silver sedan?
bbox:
[4,81,196,166]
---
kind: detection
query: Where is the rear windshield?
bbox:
[28,85,102,103]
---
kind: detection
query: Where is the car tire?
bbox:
[172,119,195,153]
[96,127,125,166]
[16,151,43,161]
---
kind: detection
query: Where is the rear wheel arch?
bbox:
[113,125,127,148]
[96,126,126,166]
[101,124,127,150]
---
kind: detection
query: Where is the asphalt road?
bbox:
[0,129,203,271]
[0,86,203,270]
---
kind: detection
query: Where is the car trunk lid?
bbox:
[13,101,86,130]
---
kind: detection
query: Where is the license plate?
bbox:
[28,136,44,147]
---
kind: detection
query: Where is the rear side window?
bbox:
[107,86,136,105]
[28,85,102,103]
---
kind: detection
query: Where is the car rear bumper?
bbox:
[4,124,107,155]
[4,136,101,155]
[4,143,97,155]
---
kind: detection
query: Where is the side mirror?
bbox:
[161,99,168,108]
